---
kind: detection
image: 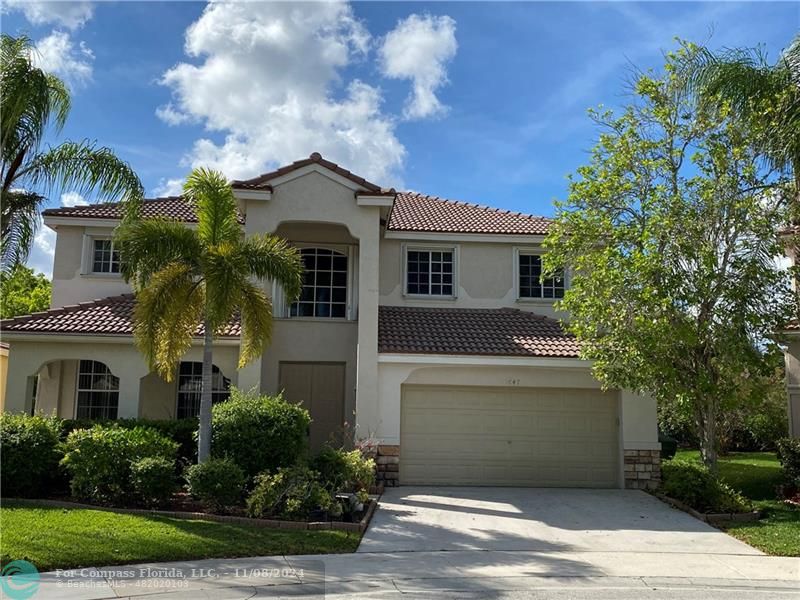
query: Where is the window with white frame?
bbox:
[92,239,120,273]
[176,362,231,419]
[290,248,348,318]
[518,252,565,299]
[76,360,120,419]
[405,248,455,296]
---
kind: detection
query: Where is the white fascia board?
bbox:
[233,189,272,201]
[384,230,547,244]
[44,217,123,229]
[377,353,591,369]
[1,333,240,346]
[357,195,395,207]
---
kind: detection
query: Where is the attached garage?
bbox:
[400,385,620,487]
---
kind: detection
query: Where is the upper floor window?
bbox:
[518,252,565,299]
[92,239,120,274]
[406,248,455,296]
[290,248,348,318]
[76,360,119,419]
[176,361,230,419]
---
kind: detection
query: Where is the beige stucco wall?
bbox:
[242,167,382,435]
[784,340,800,438]
[0,345,7,411]
[379,238,563,320]
[50,225,132,307]
[3,339,240,419]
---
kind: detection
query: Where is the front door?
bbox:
[279,362,345,452]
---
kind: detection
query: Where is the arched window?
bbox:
[290,248,348,318]
[176,362,231,419]
[76,360,120,419]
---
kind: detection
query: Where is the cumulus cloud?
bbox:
[3,0,93,30]
[157,1,407,185]
[33,30,94,87]
[27,227,56,278]
[60,191,88,207]
[379,14,457,120]
[152,178,185,197]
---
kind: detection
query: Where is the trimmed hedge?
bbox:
[185,457,245,511]
[211,388,311,481]
[0,413,62,497]
[61,425,178,504]
[661,458,751,513]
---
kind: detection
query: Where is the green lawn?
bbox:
[674,449,799,556]
[0,503,360,572]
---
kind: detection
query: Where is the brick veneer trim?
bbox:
[624,449,661,490]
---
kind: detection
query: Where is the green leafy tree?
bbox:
[1,34,143,269]
[115,168,303,463]
[0,264,51,318]
[544,45,795,472]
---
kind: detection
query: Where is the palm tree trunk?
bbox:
[197,318,213,463]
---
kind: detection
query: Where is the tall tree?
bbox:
[682,35,799,201]
[544,45,795,472]
[0,264,51,319]
[1,34,143,269]
[116,168,303,462]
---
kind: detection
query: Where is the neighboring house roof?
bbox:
[231,152,390,193]
[388,192,551,235]
[0,295,240,338]
[378,305,579,358]
[42,197,246,224]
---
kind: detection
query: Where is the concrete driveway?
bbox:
[359,487,762,554]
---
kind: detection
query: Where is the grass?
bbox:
[674,449,799,556]
[0,503,360,572]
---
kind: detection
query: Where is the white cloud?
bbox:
[60,191,88,207]
[3,0,93,30]
[378,14,457,120]
[157,1,407,185]
[27,227,56,278]
[152,178,184,197]
[33,30,94,87]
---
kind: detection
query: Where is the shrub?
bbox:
[211,388,311,480]
[131,457,176,507]
[776,438,800,489]
[310,446,375,493]
[61,425,178,504]
[61,418,198,465]
[661,459,750,513]
[0,413,62,498]
[185,458,245,511]
[246,465,331,520]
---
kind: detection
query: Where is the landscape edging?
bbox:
[5,496,380,533]
[654,493,761,525]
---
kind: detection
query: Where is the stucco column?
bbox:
[103,356,149,419]
[3,344,39,413]
[355,215,380,440]
[236,359,261,394]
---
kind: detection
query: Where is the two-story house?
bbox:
[0,153,661,489]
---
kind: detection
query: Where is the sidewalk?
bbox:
[33,549,800,600]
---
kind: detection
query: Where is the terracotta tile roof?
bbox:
[42,197,245,224]
[0,295,240,338]
[783,319,800,331]
[231,152,389,193]
[387,192,552,235]
[378,306,579,358]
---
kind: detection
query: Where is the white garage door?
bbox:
[401,385,619,487]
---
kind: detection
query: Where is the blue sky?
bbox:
[2,1,797,275]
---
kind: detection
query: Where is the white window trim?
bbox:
[513,247,568,302]
[81,235,122,278]
[273,243,358,321]
[402,243,459,300]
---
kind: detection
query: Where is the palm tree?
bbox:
[116,168,303,462]
[682,35,800,198]
[1,34,143,268]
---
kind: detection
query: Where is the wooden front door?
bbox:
[279,362,346,451]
